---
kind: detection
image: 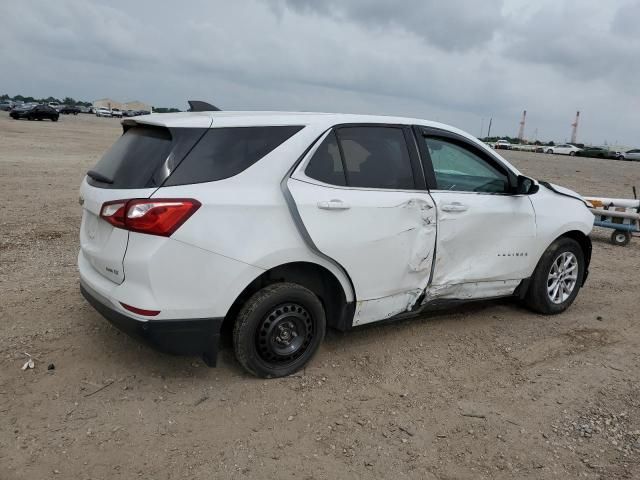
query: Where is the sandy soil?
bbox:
[1,112,639,479]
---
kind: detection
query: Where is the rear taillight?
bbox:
[100,198,201,237]
[120,302,160,316]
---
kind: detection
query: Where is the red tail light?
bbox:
[100,198,201,237]
[120,302,160,316]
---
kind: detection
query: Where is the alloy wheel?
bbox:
[547,252,578,304]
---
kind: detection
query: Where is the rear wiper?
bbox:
[86,170,114,184]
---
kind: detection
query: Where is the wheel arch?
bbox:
[555,230,592,284]
[222,261,354,338]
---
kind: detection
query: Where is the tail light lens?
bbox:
[100,198,201,237]
[120,302,160,316]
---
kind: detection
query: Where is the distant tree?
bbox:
[63,97,76,105]
[0,94,9,101]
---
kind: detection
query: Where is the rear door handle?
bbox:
[441,202,468,212]
[317,199,350,210]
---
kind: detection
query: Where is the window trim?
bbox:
[294,123,427,192]
[413,126,518,195]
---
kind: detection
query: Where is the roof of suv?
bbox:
[129,110,464,134]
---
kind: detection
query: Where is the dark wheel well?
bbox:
[222,262,352,339]
[558,230,592,283]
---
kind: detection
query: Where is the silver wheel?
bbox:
[547,252,578,304]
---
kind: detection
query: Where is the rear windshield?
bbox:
[88,126,197,189]
[164,126,303,186]
[88,125,302,189]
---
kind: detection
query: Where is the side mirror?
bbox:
[516,175,539,195]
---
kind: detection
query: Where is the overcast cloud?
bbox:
[1,0,638,144]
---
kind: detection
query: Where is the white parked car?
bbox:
[494,139,512,150]
[95,108,112,118]
[111,108,123,118]
[618,149,640,161]
[546,144,581,156]
[79,112,594,377]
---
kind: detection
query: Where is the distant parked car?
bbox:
[546,144,581,156]
[135,110,150,116]
[59,105,81,115]
[0,100,14,111]
[10,104,59,121]
[575,146,616,159]
[95,108,112,118]
[79,106,94,114]
[111,108,123,118]
[617,149,640,161]
[48,102,61,110]
[494,139,512,150]
[122,110,138,117]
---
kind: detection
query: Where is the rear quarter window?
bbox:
[164,126,303,186]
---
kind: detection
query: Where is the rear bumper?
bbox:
[81,282,223,366]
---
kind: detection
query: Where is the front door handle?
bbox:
[441,202,468,212]
[317,199,350,210]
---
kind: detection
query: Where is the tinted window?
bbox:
[165,126,303,186]
[88,126,208,189]
[425,137,509,193]
[304,132,346,186]
[336,127,414,189]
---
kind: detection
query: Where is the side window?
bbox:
[337,127,414,189]
[304,131,346,186]
[165,126,303,186]
[424,137,509,193]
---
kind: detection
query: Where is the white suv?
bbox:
[79,112,594,378]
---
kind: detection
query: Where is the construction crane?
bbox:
[517,110,527,141]
[570,111,580,144]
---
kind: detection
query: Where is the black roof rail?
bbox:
[188,100,221,112]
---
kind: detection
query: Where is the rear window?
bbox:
[88,126,207,189]
[88,125,302,189]
[164,126,303,186]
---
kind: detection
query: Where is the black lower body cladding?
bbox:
[80,283,222,366]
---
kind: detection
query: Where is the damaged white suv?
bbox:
[79,111,594,378]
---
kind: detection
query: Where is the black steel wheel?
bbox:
[233,283,326,378]
[256,302,313,364]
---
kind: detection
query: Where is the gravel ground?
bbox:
[1,112,639,479]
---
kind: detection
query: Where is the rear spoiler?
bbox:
[188,100,221,112]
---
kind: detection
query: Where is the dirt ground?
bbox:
[1,112,639,480]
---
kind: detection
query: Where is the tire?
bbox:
[546,149,553,154]
[524,238,585,314]
[52,116,58,122]
[233,283,326,378]
[611,230,631,246]
[569,151,576,156]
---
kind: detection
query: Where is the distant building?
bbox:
[93,98,151,112]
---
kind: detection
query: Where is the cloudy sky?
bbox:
[1,0,638,145]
